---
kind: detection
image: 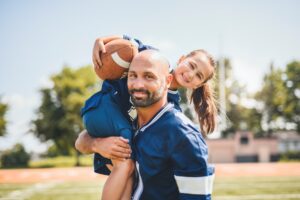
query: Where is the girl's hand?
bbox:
[92,38,106,69]
[92,35,122,70]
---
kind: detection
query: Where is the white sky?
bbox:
[0,0,299,152]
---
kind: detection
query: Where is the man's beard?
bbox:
[129,87,164,108]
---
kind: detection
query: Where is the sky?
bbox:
[0,0,299,152]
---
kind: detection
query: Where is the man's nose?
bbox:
[131,77,145,89]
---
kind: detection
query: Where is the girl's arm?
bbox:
[92,34,157,80]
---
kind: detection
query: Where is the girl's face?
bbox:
[173,53,213,89]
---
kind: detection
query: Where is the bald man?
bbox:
[76,50,214,199]
[127,50,214,200]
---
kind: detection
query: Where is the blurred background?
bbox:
[0,0,299,199]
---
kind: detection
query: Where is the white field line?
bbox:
[214,193,300,200]
[0,181,61,200]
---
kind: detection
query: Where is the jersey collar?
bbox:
[137,103,173,133]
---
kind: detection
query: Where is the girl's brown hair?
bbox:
[187,50,217,135]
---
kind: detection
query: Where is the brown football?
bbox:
[94,38,138,80]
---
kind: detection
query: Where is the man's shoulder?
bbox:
[157,107,207,151]
[158,106,202,138]
[165,107,197,129]
[140,103,201,138]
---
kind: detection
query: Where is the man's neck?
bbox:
[137,98,167,128]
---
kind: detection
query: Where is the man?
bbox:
[76,50,214,199]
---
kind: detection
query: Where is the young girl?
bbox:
[80,35,217,200]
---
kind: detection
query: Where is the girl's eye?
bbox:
[189,64,194,70]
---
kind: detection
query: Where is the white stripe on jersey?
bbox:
[132,162,143,200]
[174,174,215,195]
[140,103,173,132]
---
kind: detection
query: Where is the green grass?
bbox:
[29,155,93,168]
[213,176,300,200]
[0,183,35,197]
[29,181,103,200]
[0,176,299,200]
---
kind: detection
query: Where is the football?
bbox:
[94,38,138,80]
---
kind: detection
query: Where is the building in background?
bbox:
[207,131,282,163]
[276,131,300,153]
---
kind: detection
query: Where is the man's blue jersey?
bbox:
[132,103,214,200]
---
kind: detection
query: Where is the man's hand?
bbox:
[92,136,131,160]
[75,129,131,160]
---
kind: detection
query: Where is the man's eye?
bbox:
[145,75,153,79]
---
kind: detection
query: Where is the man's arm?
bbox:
[75,129,132,160]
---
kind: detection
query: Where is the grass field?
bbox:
[1,163,300,199]
[29,155,93,168]
[1,176,300,200]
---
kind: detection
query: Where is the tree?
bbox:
[0,143,30,168]
[255,64,288,135]
[0,100,8,136]
[283,61,300,133]
[214,58,257,137]
[32,65,98,163]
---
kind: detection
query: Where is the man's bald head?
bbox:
[129,50,170,76]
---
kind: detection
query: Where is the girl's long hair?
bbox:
[188,50,217,135]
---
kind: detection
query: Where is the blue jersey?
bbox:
[81,78,135,175]
[81,78,132,140]
[132,103,214,200]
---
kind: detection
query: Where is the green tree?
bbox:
[255,64,287,135]
[283,61,300,133]
[0,100,8,136]
[214,58,257,137]
[32,65,98,164]
[0,143,30,168]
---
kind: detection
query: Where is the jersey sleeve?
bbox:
[123,34,157,52]
[170,130,215,199]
